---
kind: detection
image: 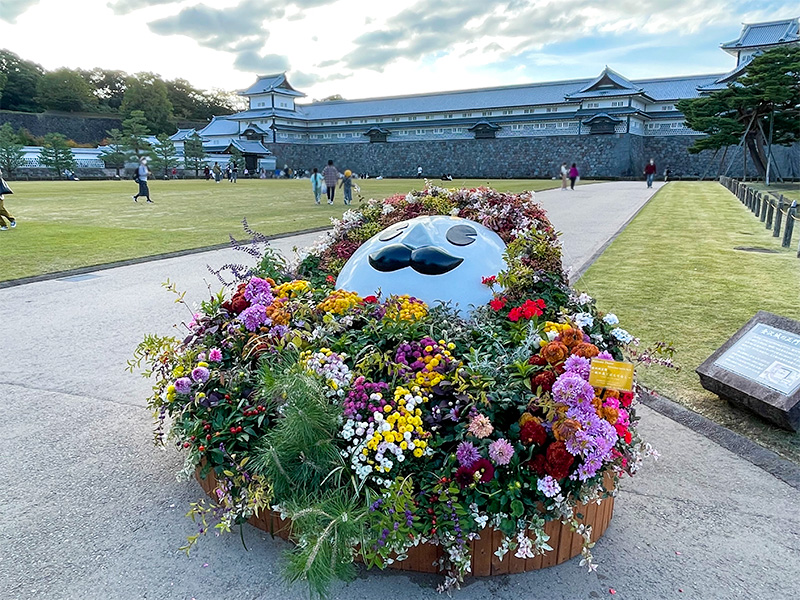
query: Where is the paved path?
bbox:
[2,182,798,600]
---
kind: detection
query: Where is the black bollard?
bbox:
[773,198,784,238]
[782,201,797,249]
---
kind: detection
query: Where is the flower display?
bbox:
[133,185,659,597]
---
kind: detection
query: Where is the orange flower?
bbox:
[572,342,600,358]
[602,407,620,425]
[553,418,582,441]
[542,341,569,365]
[560,327,583,348]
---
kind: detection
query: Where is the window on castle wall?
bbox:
[511,124,522,130]
[546,107,558,112]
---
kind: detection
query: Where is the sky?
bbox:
[0,0,797,102]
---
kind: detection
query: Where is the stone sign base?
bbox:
[697,311,800,431]
[195,468,615,575]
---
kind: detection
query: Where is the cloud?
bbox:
[291,70,347,87]
[337,0,752,73]
[0,0,40,23]
[106,0,181,15]
[234,51,290,73]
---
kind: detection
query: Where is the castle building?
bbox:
[189,18,799,179]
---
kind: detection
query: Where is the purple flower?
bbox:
[597,350,613,360]
[456,441,480,468]
[552,372,595,406]
[191,366,210,383]
[208,348,222,362]
[174,377,192,395]
[244,277,274,306]
[564,354,591,379]
[537,475,561,498]
[238,304,270,332]
[488,438,515,466]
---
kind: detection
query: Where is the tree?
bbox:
[0,123,26,177]
[122,110,152,160]
[0,49,45,112]
[98,128,127,177]
[183,133,206,177]
[83,68,127,112]
[166,78,206,121]
[120,72,175,134]
[150,133,178,178]
[36,68,97,112]
[229,145,243,169]
[39,133,76,178]
[0,71,7,107]
[677,46,800,178]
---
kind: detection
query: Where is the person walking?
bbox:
[310,167,324,205]
[568,163,579,190]
[416,164,423,178]
[203,165,210,180]
[644,158,657,188]
[322,160,339,204]
[560,162,568,190]
[132,157,154,203]
[339,169,353,205]
[212,162,222,183]
[0,168,16,230]
[231,162,238,183]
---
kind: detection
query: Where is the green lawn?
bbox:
[0,177,567,282]
[752,182,800,202]
[579,181,800,462]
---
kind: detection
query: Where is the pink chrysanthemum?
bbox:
[208,348,223,362]
[488,438,515,465]
[467,414,494,439]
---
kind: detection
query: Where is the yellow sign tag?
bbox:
[588,359,634,391]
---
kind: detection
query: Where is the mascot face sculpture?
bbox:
[336,215,507,312]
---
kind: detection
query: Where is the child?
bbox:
[310,167,324,205]
[339,169,353,205]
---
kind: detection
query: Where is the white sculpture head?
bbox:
[335,215,507,312]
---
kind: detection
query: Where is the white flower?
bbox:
[577,293,593,305]
[573,312,594,328]
[603,313,619,325]
[610,327,633,344]
[382,204,395,215]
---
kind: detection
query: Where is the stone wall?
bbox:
[265,134,745,179]
[0,111,123,144]
[0,111,208,145]
[267,134,648,179]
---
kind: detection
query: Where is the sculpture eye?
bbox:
[379,222,408,241]
[446,224,477,246]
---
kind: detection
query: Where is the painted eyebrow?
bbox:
[378,222,409,241]
[446,224,478,246]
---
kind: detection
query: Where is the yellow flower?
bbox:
[413,448,424,458]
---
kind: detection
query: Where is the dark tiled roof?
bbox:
[721,18,799,49]
[240,73,306,97]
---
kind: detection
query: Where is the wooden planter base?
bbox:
[195,468,614,575]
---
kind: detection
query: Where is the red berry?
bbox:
[230,427,237,433]
[183,442,190,448]
[190,435,196,441]
[206,434,211,441]
[224,394,230,399]
[198,446,205,452]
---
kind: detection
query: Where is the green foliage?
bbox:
[38,133,76,177]
[0,70,7,106]
[183,133,206,176]
[282,491,364,599]
[98,128,127,175]
[121,110,151,160]
[677,46,800,172]
[0,49,44,112]
[150,133,179,178]
[0,123,25,176]
[121,72,175,134]
[229,146,243,168]
[251,369,347,503]
[36,68,97,112]
[82,68,127,112]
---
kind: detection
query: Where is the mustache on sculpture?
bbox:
[369,244,464,275]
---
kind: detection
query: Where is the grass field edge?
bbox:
[0,225,332,290]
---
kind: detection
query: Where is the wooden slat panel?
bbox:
[490,529,510,575]
[472,531,493,576]
[508,536,526,574]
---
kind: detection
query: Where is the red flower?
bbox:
[508,298,546,321]
[472,458,495,483]
[454,466,475,487]
[532,370,557,392]
[528,354,547,367]
[620,391,634,407]
[508,307,522,322]
[481,275,497,286]
[524,454,547,477]
[362,295,379,303]
[325,275,336,284]
[489,296,507,311]
[520,420,547,446]
[624,431,632,444]
[545,441,574,480]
